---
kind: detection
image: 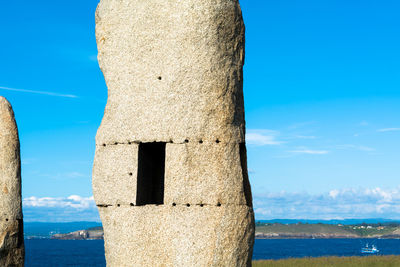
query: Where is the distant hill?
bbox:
[256,223,400,239]
[256,219,400,225]
[24,222,102,239]
[51,227,103,240]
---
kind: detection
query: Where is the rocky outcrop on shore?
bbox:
[52,227,103,240]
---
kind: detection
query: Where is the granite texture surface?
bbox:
[0,97,24,266]
[93,0,254,266]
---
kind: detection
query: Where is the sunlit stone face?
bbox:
[93,1,254,266]
[0,96,24,266]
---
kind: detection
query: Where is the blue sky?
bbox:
[1,0,400,221]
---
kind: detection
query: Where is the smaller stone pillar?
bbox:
[0,97,24,266]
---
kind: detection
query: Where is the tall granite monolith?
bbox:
[93,1,254,266]
[0,97,24,266]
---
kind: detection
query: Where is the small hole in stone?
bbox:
[200,204,204,207]
[169,140,173,143]
[216,139,220,144]
[217,203,221,207]
[199,140,203,144]
[172,203,176,206]
[114,142,118,145]
[5,218,8,221]
[129,172,133,176]
[117,204,120,207]
[186,204,190,207]
[158,76,162,80]
[102,144,106,147]
[128,141,132,145]
[130,203,134,206]
[184,139,189,143]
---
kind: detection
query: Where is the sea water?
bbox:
[25,238,400,266]
[253,239,400,260]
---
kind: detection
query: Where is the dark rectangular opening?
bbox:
[136,142,166,205]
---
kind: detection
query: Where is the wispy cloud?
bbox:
[21,158,36,165]
[23,195,99,222]
[0,86,78,98]
[358,146,375,152]
[289,149,329,155]
[288,121,316,130]
[64,172,87,178]
[377,128,400,132]
[336,144,375,152]
[292,135,316,140]
[246,129,284,146]
[253,187,400,220]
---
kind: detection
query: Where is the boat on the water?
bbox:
[361,243,379,254]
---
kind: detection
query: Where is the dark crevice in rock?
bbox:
[240,143,253,207]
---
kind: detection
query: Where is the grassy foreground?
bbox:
[253,255,400,267]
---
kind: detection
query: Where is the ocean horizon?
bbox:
[24,238,400,266]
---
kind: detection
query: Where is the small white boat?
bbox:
[361,243,379,254]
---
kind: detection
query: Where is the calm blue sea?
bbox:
[25,238,400,266]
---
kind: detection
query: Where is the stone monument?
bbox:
[0,97,24,266]
[93,0,254,266]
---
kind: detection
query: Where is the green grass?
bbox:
[342,226,398,237]
[253,256,400,267]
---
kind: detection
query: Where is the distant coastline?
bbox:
[255,222,400,239]
[42,221,400,240]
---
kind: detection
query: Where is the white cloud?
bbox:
[0,86,78,98]
[253,187,400,220]
[23,195,99,222]
[289,149,329,155]
[329,189,339,199]
[246,129,283,146]
[377,128,400,132]
[24,195,95,210]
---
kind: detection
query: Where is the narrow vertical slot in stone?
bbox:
[136,142,166,205]
[17,219,24,248]
[240,143,252,206]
